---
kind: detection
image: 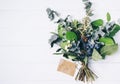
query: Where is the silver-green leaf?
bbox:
[68,55,77,60]
[106,12,111,22]
[92,49,102,61]
[100,44,118,56]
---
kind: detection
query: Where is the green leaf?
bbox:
[106,12,111,22]
[66,31,77,41]
[50,32,58,35]
[100,44,118,56]
[99,37,115,45]
[71,20,82,28]
[82,0,88,2]
[71,20,78,28]
[56,48,62,52]
[68,55,77,60]
[53,53,63,55]
[58,24,66,38]
[60,41,70,50]
[92,49,102,61]
[109,24,120,37]
[91,19,103,27]
[83,57,88,65]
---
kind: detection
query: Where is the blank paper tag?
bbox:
[57,59,76,76]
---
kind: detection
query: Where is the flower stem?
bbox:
[75,62,98,83]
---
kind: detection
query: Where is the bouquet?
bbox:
[46,0,120,83]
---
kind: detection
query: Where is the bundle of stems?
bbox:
[75,62,98,83]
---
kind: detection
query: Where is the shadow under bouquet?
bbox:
[46,0,120,83]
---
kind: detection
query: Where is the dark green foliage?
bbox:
[56,48,62,52]
[47,0,119,64]
[47,8,119,62]
[99,37,115,45]
[91,19,103,28]
[66,31,78,41]
[108,24,120,37]
[102,21,115,37]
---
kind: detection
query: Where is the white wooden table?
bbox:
[0,0,120,84]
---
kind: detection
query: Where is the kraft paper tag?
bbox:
[57,59,76,76]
